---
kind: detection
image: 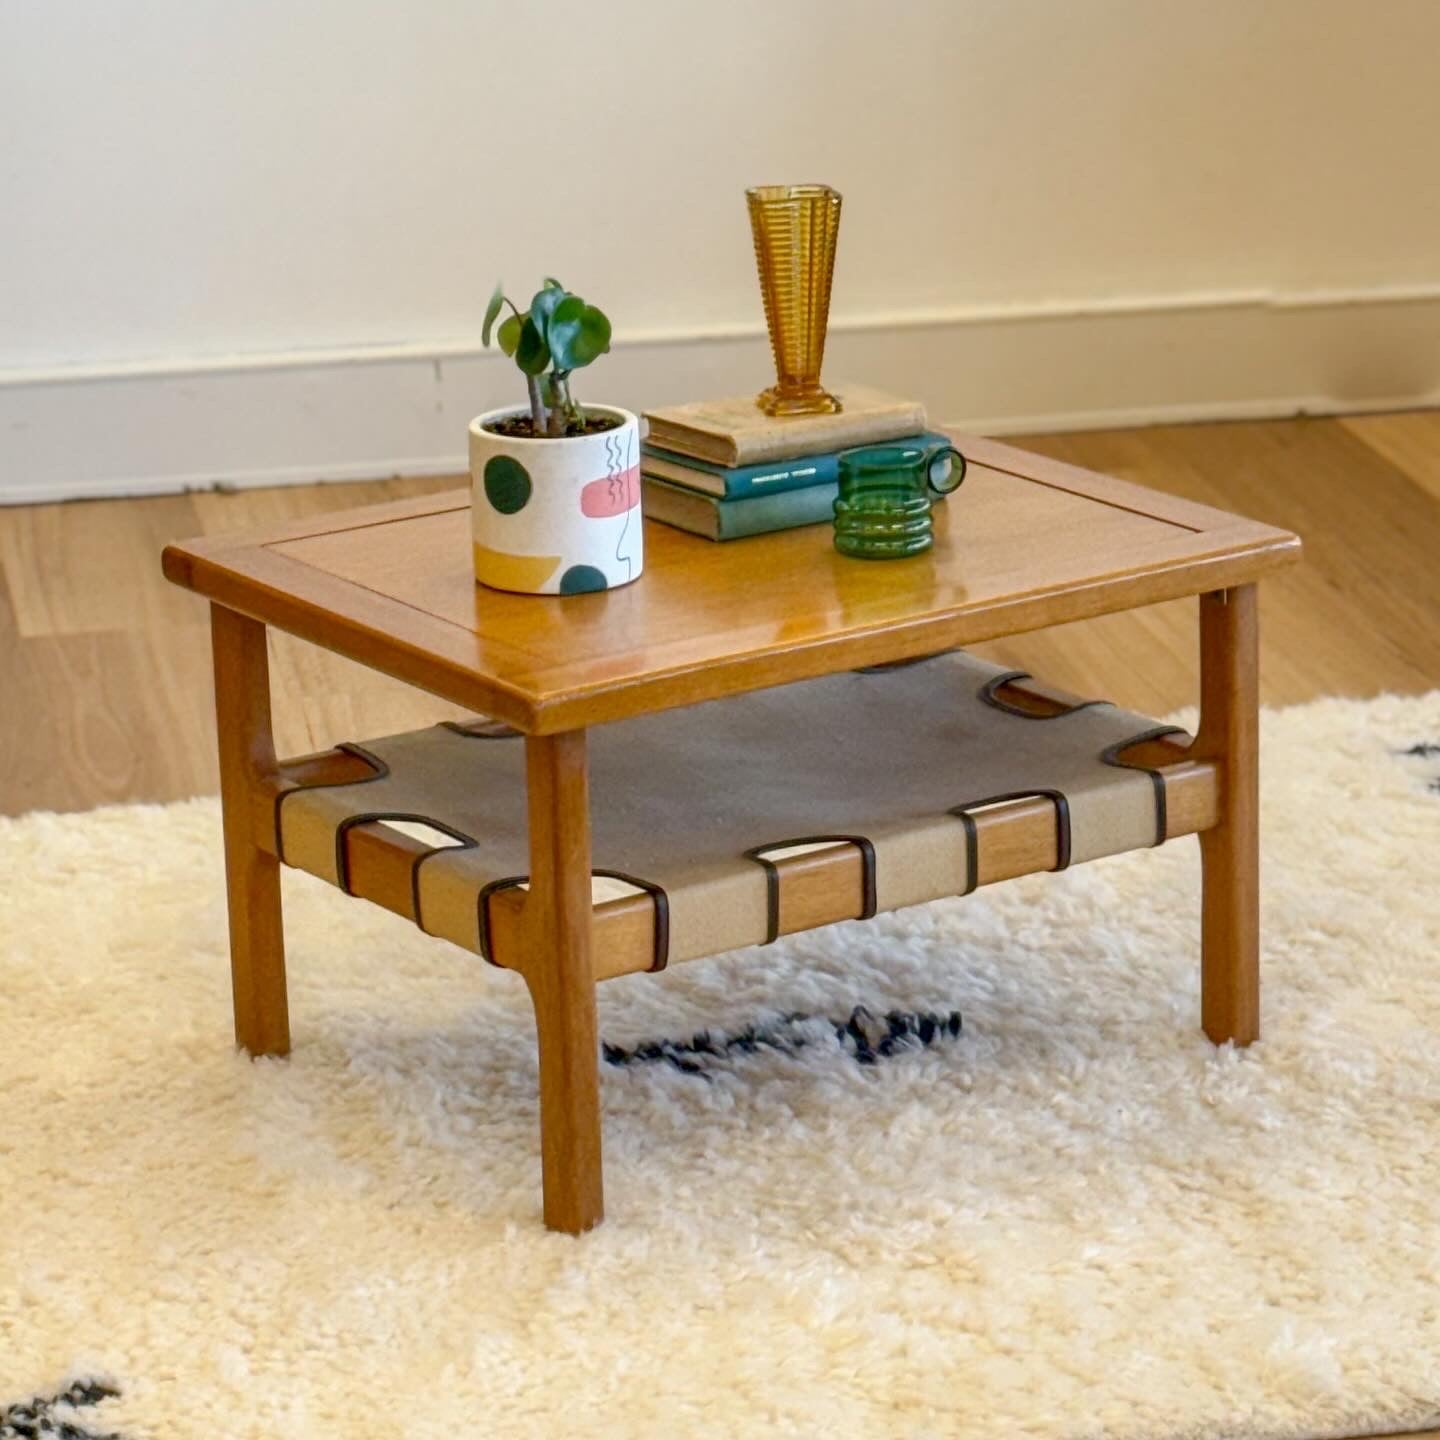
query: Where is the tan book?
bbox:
[643,382,928,467]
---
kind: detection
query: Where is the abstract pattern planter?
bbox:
[468,405,642,595]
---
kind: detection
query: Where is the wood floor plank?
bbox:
[0,491,205,637]
[973,598,1199,718]
[191,473,462,536]
[0,612,216,812]
[266,628,467,759]
[1341,411,1440,502]
[990,418,1440,708]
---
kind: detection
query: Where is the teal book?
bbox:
[641,430,952,501]
[641,475,838,541]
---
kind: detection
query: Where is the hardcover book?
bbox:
[642,430,953,501]
[641,475,839,541]
[643,383,927,467]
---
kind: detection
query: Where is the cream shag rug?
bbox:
[3,693,1439,1440]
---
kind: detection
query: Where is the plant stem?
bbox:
[547,374,568,437]
[555,373,583,435]
[526,373,547,434]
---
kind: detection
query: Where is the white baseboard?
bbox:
[4,286,1440,503]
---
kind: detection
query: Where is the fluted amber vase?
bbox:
[746,183,843,416]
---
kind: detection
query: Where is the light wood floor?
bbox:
[2,411,1439,819]
[3,420,1439,1439]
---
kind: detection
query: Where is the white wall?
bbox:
[4,0,1440,498]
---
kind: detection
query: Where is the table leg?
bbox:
[1194,585,1260,1046]
[211,604,290,1057]
[523,729,603,1234]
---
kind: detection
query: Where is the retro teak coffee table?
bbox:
[163,434,1301,1234]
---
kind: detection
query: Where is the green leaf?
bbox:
[496,312,522,357]
[515,315,551,376]
[546,297,611,371]
[481,281,506,347]
[528,284,570,344]
[543,276,563,291]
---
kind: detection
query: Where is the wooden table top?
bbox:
[163,432,1301,733]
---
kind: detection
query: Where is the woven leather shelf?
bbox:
[268,652,1216,981]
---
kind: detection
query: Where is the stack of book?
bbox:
[641,383,943,541]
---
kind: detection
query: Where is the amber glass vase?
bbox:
[746,184,843,416]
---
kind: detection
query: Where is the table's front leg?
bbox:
[211,604,290,1057]
[1195,585,1260,1046]
[522,729,604,1234]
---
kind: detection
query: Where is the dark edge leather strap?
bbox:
[477,875,527,967]
[742,835,878,946]
[1100,724,1191,847]
[273,742,389,866]
[977,670,1110,720]
[853,648,958,675]
[331,811,476,928]
[406,827,478,933]
[948,789,1074,882]
[439,719,523,739]
[744,850,782,944]
[595,870,671,972]
[954,809,979,895]
[475,869,671,973]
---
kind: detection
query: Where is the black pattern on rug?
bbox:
[1,1382,122,1440]
[1400,740,1440,793]
[603,1005,963,1077]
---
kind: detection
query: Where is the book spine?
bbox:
[727,405,929,466]
[642,476,841,540]
[642,446,838,500]
[711,483,839,539]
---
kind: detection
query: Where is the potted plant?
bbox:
[470,279,641,594]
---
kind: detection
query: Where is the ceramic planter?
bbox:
[468,405,642,595]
